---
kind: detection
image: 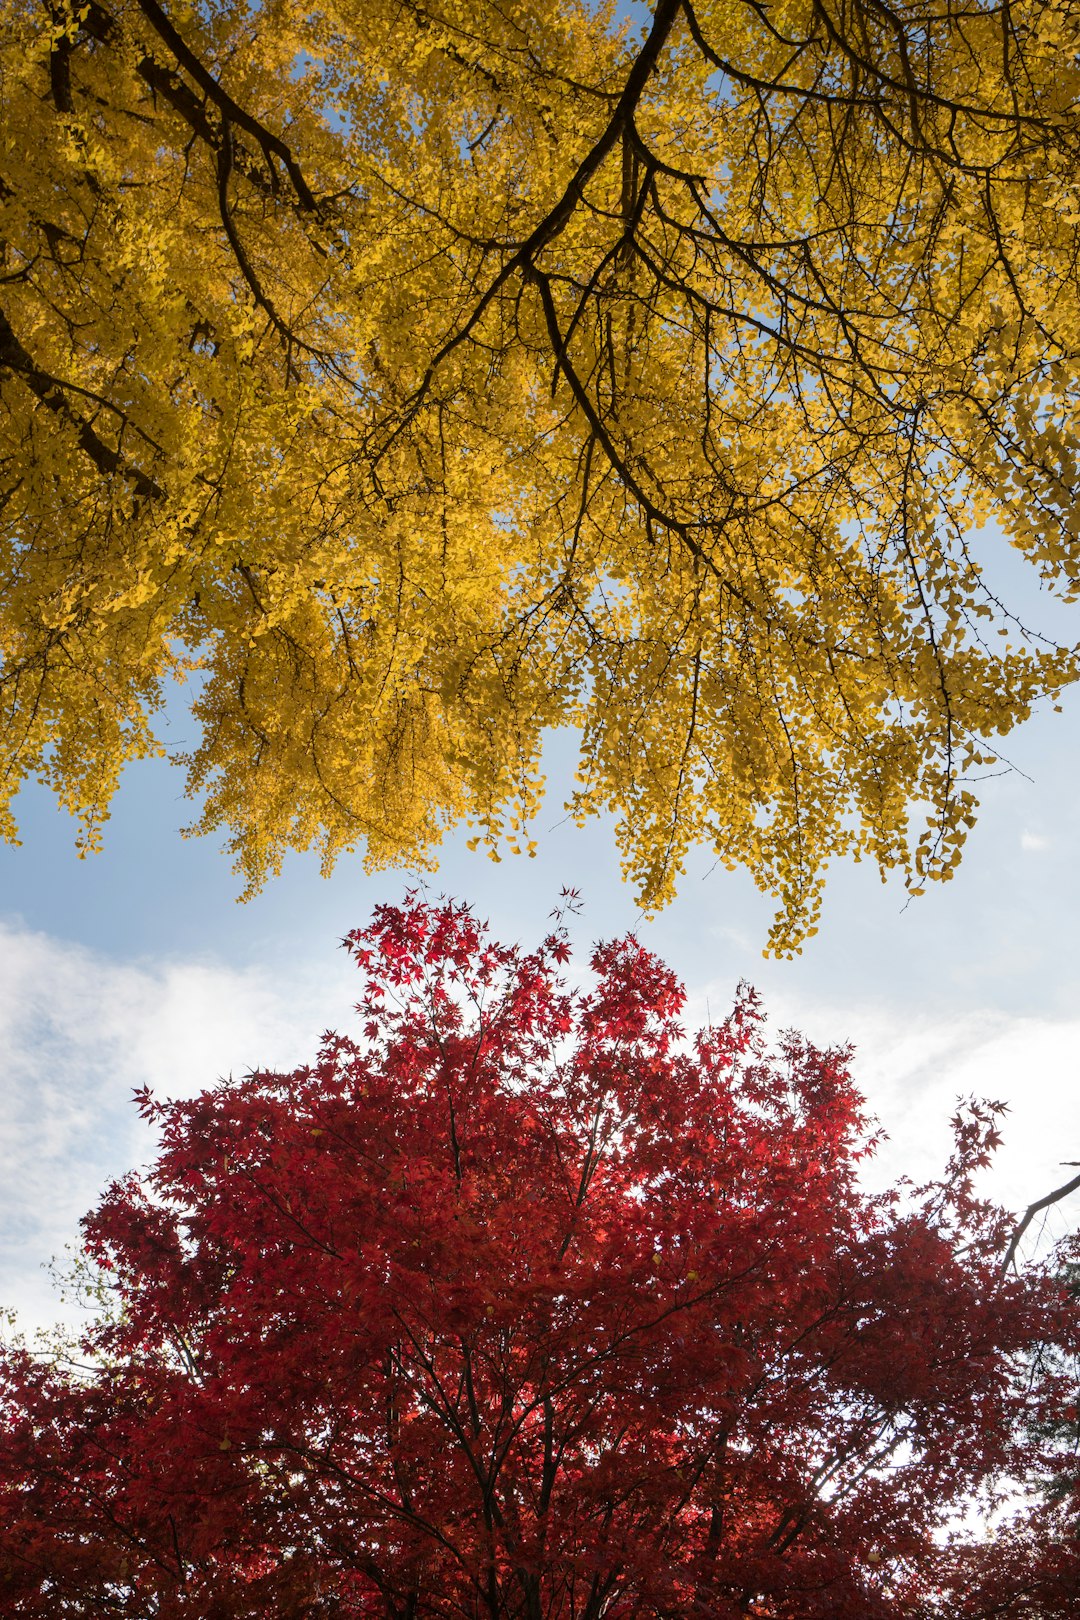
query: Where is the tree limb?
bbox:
[1002,1166,1080,1274]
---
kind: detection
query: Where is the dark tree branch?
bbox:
[394,0,684,422]
[1003,1166,1080,1274]
[0,306,162,502]
[133,0,320,212]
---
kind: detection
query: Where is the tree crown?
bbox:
[4,1,1080,946]
[2,895,1078,1616]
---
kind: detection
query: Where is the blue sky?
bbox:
[2,590,1080,1335]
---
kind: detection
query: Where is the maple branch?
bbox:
[263,1435,471,1570]
[557,1104,606,1260]
[389,1315,505,1523]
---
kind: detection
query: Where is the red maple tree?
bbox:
[1,895,1077,1618]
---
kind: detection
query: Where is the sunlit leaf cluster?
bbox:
[3,0,1080,946]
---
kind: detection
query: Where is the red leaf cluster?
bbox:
[1,897,1077,1618]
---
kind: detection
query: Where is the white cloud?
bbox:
[1020,829,1051,852]
[685,982,1080,1251]
[0,920,357,1337]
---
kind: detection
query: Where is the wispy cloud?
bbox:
[1020,829,1051,852]
[686,982,1080,1247]
[0,921,357,1336]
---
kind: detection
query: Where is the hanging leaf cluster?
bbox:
[3,1,1080,945]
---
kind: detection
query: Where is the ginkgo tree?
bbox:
[4,0,1080,948]
[1,894,1078,1618]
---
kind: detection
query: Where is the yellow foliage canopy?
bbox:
[2,0,1080,949]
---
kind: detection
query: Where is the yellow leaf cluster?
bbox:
[2,0,1080,950]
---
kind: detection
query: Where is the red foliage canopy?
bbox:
[1,896,1077,1618]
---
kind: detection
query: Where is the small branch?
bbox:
[1002,1166,1080,1274]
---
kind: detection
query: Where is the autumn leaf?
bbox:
[3,2,1080,948]
[1,894,1078,1616]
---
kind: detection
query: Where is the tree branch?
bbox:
[133,0,319,212]
[1002,1166,1080,1274]
[0,306,162,502]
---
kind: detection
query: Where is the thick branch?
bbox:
[402,0,684,409]
[0,306,162,501]
[133,0,319,212]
